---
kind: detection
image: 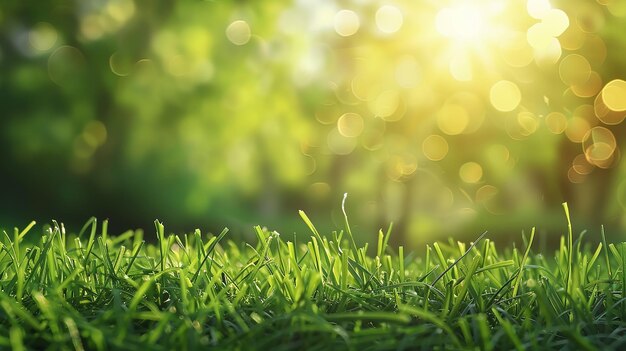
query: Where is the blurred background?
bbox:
[2,0,626,246]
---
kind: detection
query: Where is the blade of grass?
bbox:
[512,227,535,298]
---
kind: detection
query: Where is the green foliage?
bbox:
[1,213,625,350]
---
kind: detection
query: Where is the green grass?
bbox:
[1,204,626,350]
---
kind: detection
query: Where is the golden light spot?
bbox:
[527,0,552,19]
[369,90,401,120]
[559,54,591,87]
[225,20,251,46]
[375,5,403,34]
[490,80,521,112]
[350,74,371,101]
[437,104,469,135]
[567,166,586,183]
[29,22,57,52]
[449,55,472,81]
[565,116,591,143]
[571,71,602,98]
[327,128,357,155]
[517,112,539,136]
[582,126,616,167]
[446,92,485,134]
[545,112,568,134]
[591,148,618,169]
[527,23,553,50]
[559,21,585,51]
[435,5,487,42]
[575,104,596,122]
[533,37,562,66]
[542,9,569,37]
[334,10,360,37]
[387,154,417,180]
[572,154,593,175]
[422,135,449,161]
[361,128,385,151]
[460,162,483,184]
[476,185,498,203]
[601,79,626,112]
[499,32,534,68]
[337,113,364,138]
[395,56,420,88]
[594,91,626,125]
[586,145,615,167]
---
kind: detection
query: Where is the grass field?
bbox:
[1,203,625,350]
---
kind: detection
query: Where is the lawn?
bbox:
[0,203,624,350]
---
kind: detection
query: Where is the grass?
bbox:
[1,202,626,350]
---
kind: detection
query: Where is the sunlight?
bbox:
[435,2,500,46]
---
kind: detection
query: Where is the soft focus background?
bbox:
[2,0,626,246]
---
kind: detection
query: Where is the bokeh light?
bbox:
[422,135,449,161]
[334,10,360,37]
[490,80,521,112]
[337,113,364,138]
[226,20,251,45]
[376,5,403,34]
[459,162,483,184]
[5,0,626,246]
[28,23,58,52]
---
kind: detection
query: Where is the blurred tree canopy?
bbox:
[2,0,626,245]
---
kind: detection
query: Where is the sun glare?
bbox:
[436,4,489,44]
